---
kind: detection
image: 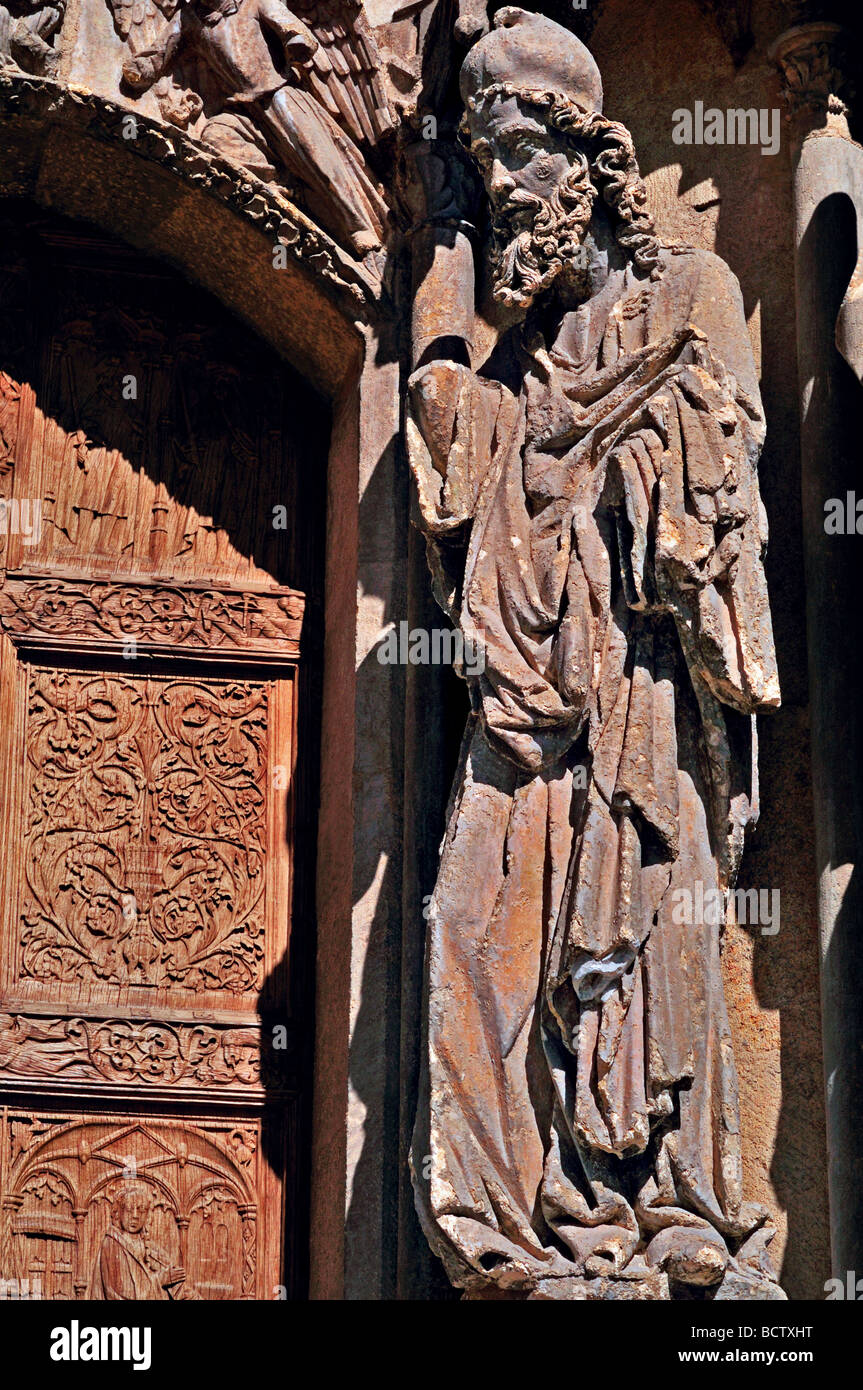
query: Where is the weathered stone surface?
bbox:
[527,1270,671,1301]
[0,0,837,1306]
[408,6,786,1302]
[714,1265,790,1301]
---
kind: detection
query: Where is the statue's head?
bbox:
[111,1181,154,1234]
[460,8,660,309]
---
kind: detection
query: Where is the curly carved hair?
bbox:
[461,84,663,281]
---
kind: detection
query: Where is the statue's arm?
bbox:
[684,249,763,417]
[407,222,517,535]
[679,253,778,713]
[607,251,778,714]
[258,0,318,62]
[121,11,183,91]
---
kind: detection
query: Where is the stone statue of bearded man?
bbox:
[408,7,784,1300]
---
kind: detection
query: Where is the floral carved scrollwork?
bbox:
[19,668,269,994]
[0,578,303,657]
[0,1013,291,1090]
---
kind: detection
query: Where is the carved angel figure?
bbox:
[408,8,784,1300]
[106,0,391,258]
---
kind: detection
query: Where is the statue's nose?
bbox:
[489,160,514,198]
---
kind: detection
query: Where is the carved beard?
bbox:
[490,156,597,309]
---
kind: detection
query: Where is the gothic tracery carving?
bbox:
[0,1112,263,1299]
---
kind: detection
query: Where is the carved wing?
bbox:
[290,0,395,146]
[105,0,181,60]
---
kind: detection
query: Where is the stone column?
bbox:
[770,21,863,1279]
[396,138,478,1300]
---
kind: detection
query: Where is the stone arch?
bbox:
[0,74,370,398]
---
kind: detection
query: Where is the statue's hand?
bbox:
[571,947,635,1003]
[122,52,162,90]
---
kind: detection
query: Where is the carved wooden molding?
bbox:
[0,575,304,661]
[0,1012,294,1100]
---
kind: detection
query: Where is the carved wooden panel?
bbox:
[0,662,293,1015]
[0,211,325,1298]
[0,363,297,586]
[0,1109,288,1300]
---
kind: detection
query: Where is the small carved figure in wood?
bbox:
[408,7,784,1300]
[107,0,390,259]
[1,1114,264,1298]
[88,1181,199,1299]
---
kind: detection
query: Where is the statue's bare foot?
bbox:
[645,1227,729,1287]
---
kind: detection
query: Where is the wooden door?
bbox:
[0,205,325,1300]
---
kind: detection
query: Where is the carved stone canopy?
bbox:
[769,21,855,130]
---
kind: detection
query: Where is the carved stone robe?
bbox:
[408,245,781,1295]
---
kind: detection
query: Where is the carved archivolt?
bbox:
[0,71,380,307]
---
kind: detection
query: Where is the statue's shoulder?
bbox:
[657,242,744,296]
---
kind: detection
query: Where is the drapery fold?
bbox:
[408,246,782,1295]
